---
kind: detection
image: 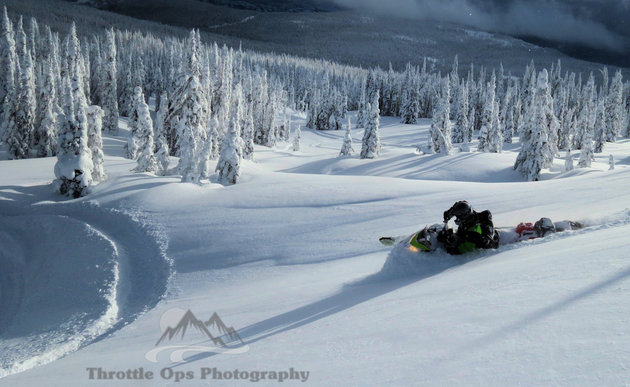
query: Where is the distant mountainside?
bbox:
[199,0,341,12]
[77,0,340,12]
[2,0,627,79]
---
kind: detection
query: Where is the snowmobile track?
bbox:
[0,201,172,378]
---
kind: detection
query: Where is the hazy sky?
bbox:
[327,0,629,51]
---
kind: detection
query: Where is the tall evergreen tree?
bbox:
[605,71,624,142]
[0,6,17,141]
[478,73,500,152]
[514,99,549,181]
[593,99,606,153]
[360,90,381,159]
[101,28,118,133]
[131,86,157,172]
[501,85,514,143]
[452,80,468,143]
[577,124,594,168]
[339,115,354,156]
[292,126,301,151]
[430,78,452,154]
[564,149,574,171]
[54,24,93,198]
[175,30,209,183]
[573,74,596,150]
[216,106,243,185]
[87,105,106,182]
[154,91,170,175]
[36,56,58,157]
[8,48,36,159]
[241,102,255,160]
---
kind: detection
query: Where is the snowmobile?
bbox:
[379,217,584,253]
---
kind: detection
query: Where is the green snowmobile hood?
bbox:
[410,232,431,252]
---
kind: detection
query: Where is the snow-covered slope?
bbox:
[2,114,630,385]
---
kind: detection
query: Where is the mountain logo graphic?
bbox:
[145,308,249,363]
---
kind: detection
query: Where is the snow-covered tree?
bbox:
[0,7,17,141]
[577,122,594,168]
[36,58,58,157]
[8,49,36,159]
[199,116,218,180]
[452,80,468,143]
[175,30,209,183]
[466,105,475,143]
[564,149,573,171]
[478,74,501,152]
[54,24,93,198]
[101,28,118,133]
[131,86,157,173]
[537,69,560,160]
[501,86,514,143]
[154,92,170,175]
[449,55,459,119]
[339,116,354,156]
[514,89,552,181]
[360,91,381,159]
[241,102,255,160]
[356,80,366,128]
[430,78,452,154]
[292,126,301,151]
[573,74,596,150]
[605,71,624,142]
[216,110,244,185]
[558,105,575,151]
[593,99,606,153]
[87,105,106,182]
[400,65,419,124]
[477,73,494,151]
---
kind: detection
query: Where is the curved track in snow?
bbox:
[0,201,172,378]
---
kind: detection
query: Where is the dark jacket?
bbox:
[444,210,499,254]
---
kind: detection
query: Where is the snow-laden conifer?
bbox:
[54,24,93,198]
[605,71,624,142]
[593,99,606,154]
[452,80,468,143]
[154,92,170,175]
[216,108,244,185]
[87,105,106,182]
[8,48,36,159]
[292,126,301,151]
[36,58,58,157]
[101,28,118,133]
[0,6,17,141]
[131,86,157,173]
[360,90,381,159]
[564,149,573,171]
[339,116,354,156]
[514,81,553,181]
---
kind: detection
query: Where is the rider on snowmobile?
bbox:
[438,201,500,255]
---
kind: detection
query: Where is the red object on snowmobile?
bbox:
[515,222,537,239]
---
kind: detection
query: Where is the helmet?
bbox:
[534,217,556,237]
[448,201,472,225]
[450,201,472,218]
